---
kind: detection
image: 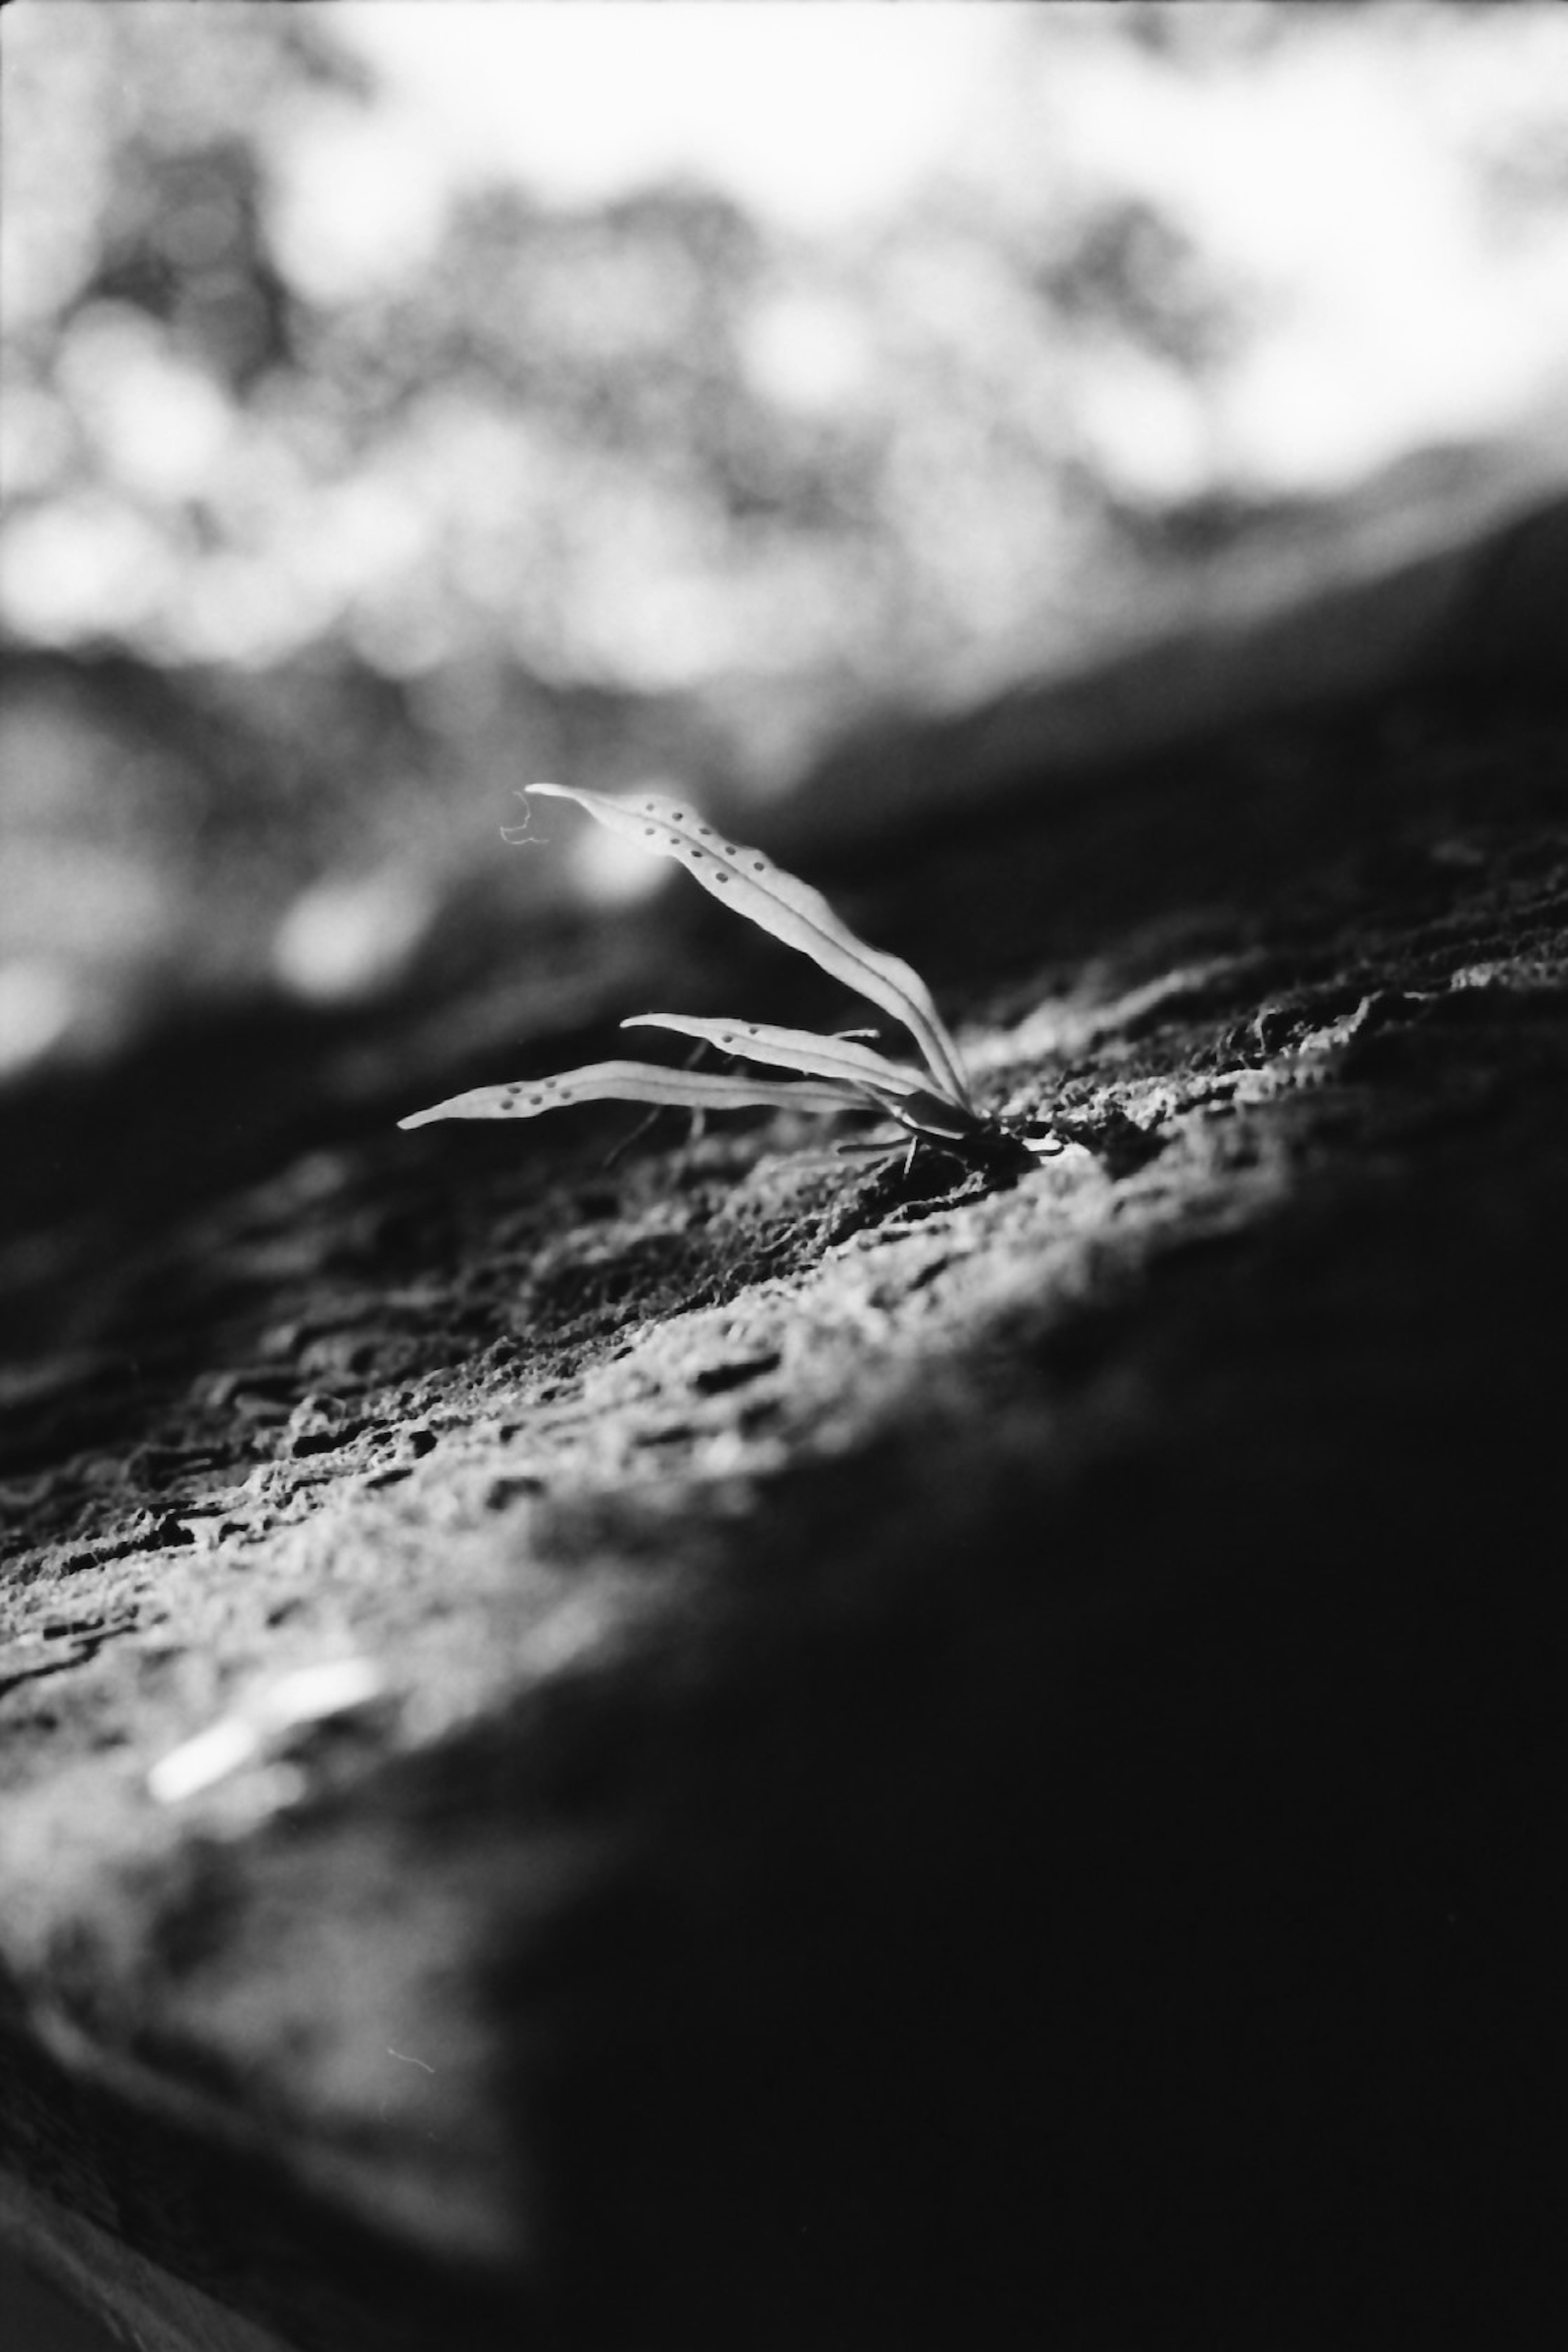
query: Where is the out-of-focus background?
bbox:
[3,0,1567,1083]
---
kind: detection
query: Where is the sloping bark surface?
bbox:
[1,675,1564,2351]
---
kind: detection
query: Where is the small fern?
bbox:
[399,783,1051,1167]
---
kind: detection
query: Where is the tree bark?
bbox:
[1,528,1564,2350]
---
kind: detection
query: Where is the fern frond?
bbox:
[622,1013,929,1100]
[396,1060,866,1131]
[526,782,971,1109]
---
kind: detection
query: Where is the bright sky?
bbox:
[334,1,1004,231]
[310,0,1568,493]
[278,1,1011,304]
[9,2,1568,671]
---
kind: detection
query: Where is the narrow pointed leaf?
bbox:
[398,1060,868,1131]
[526,782,971,1109]
[622,1013,930,1098]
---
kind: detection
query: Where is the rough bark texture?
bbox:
[2,536,1565,2347]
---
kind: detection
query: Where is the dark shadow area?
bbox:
[0,2242,119,2352]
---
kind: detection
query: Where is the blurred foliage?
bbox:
[0,2,1303,698]
[2,0,1566,1070]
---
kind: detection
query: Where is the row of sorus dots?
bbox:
[644,803,767,879]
